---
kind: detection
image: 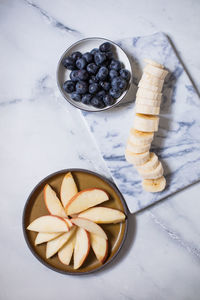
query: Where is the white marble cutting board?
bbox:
[82,32,200,213]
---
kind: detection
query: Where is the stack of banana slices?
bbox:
[125,59,168,193]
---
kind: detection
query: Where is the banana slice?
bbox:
[129,128,154,145]
[144,65,168,80]
[144,59,164,69]
[136,152,159,172]
[125,150,150,166]
[126,140,151,154]
[139,161,163,179]
[142,176,166,192]
[133,114,159,132]
[138,80,163,93]
[136,88,162,101]
[135,104,160,115]
[141,73,164,88]
[136,97,161,107]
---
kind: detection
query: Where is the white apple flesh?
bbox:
[71,218,107,240]
[60,172,78,207]
[65,188,109,215]
[74,228,90,269]
[44,184,66,218]
[78,207,125,224]
[90,233,108,263]
[35,232,62,245]
[58,232,76,265]
[46,227,76,258]
[27,215,69,232]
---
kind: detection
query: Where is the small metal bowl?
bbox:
[57,37,132,112]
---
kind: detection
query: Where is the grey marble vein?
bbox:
[24,0,81,35]
[0,98,23,107]
[149,212,200,260]
[81,32,200,213]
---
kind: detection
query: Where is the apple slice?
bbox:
[27,215,69,232]
[44,184,66,218]
[74,228,90,269]
[46,227,76,258]
[60,172,78,208]
[35,232,62,245]
[65,188,109,215]
[64,218,73,229]
[71,218,107,240]
[58,232,76,265]
[78,207,126,224]
[90,233,108,263]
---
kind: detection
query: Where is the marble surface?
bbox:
[83,32,200,213]
[1,1,200,300]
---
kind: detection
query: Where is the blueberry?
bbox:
[101,59,110,67]
[63,80,75,93]
[99,42,112,52]
[109,59,122,71]
[76,81,88,94]
[109,88,122,99]
[96,66,108,80]
[89,83,99,94]
[103,94,115,106]
[87,63,99,74]
[111,76,127,90]
[96,90,106,100]
[82,52,93,63]
[100,81,111,91]
[71,51,82,60]
[120,69,131,81]
[90,48,99,55]
[105,51,114,60]
[77,70,89,81]
[89,75,99,84]
[70,92,81,102]
[70,70,79,81]
[91,97,105,108]
[82,94,92,105]
[109,69,118,79]
[62,57,76,70]
[76,58,87,70]
[94,52,107,65]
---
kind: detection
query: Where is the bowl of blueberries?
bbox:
[57,37,132,111]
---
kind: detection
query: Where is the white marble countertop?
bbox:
[1,1,200,299]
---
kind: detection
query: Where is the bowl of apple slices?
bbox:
[23,169,128,274]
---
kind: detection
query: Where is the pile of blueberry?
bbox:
[62,42,131,109]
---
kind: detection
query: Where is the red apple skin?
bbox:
[65,188,109,213]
